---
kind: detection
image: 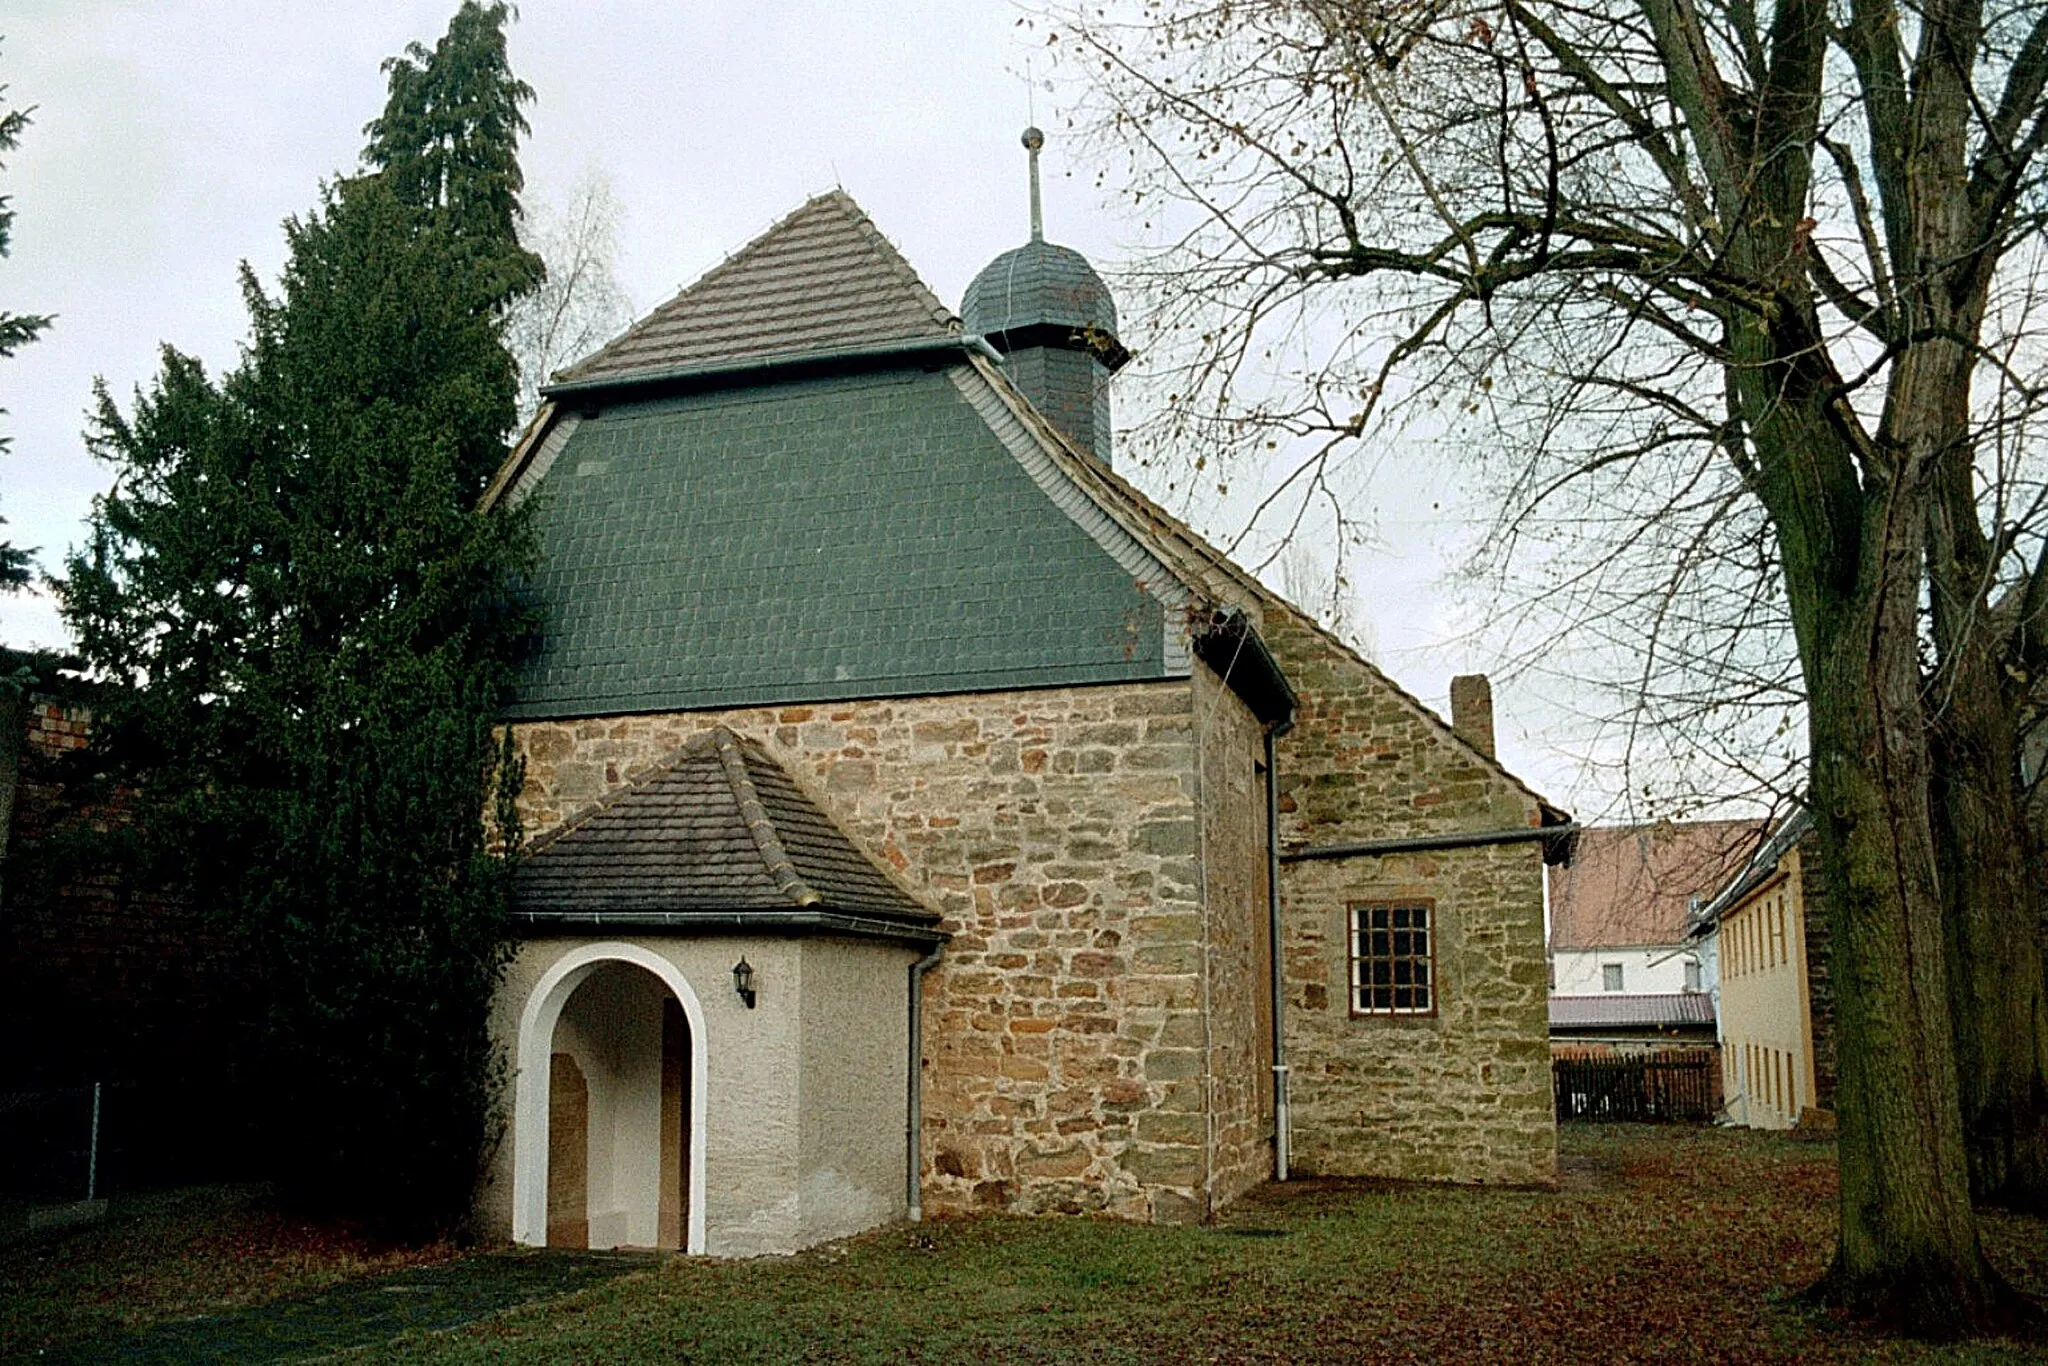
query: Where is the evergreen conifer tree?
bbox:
[59,2,540,1233]
[1,53,53,589]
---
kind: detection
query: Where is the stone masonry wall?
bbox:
[509,679,1229,1223]
[1193,662,1274,1210]
[1264,607,1557,1187]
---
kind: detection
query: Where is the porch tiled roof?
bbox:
[511,727,938,937]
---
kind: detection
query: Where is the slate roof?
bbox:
[963,238,1119,338]
[1549,993,1716,1030]
[1548,820,1765,951]
[486,187,1566,827]
[503,369,1171,718]
[511,727,940,942]
[557,191,956,385]
[950,350,1575,827]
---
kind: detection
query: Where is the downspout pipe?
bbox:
[906,940,945,1221]
[1264,720,1295,1183]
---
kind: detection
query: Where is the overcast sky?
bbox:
[0,0,1596,806]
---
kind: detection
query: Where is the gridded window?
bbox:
[1350,902,1434,1015]
[1602,962,1625,992]
[1683,959,1703,992]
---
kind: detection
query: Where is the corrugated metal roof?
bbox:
[559,191,956,384]
[1548,993,1717,1029]
[512,726,938,935]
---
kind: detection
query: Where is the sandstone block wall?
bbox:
[1264,608,1557,1187]
[1193,661,1275,1209]
[509,678,1237,1224]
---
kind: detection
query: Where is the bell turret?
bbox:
[961,128,1128,467]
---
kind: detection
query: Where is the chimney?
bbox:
[1449,674,1495,759]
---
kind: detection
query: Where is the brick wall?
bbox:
[0,695,258,1163]
[1264,606,1558,1187]
[511,678,1245,1223]
[1794,836,1835,1111]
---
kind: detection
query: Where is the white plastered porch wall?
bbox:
[486,934,918,1257]
[511,940,711,1253]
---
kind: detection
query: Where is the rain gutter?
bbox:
[539,335,1005,404]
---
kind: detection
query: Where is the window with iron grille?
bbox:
[1350,902,1434,1015]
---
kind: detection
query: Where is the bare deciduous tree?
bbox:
[1051,0,2048,1334]
[505,169,633,423]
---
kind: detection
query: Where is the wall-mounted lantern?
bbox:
[732,957,757,1009]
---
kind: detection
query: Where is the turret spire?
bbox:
[1023,126,1045,243]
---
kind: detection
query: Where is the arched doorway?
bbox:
[514,943,708,1252]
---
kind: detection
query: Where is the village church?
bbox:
[475,134,1570,1256]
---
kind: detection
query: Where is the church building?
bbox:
[474,134,1569,1256]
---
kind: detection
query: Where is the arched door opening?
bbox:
[540,958,693,1250]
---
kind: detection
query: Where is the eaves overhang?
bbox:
[511,907,947,949]
[1192,607,1297,732]
[538,334,1004,407]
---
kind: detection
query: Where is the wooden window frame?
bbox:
[1348,900,1438,1018]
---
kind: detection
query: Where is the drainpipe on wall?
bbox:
[906,940,945,1221]
[1264,722,1293,1183]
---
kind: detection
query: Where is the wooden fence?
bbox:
[1553,1053,1717,1123]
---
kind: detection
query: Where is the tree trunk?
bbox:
[1744,290,2020,1327]
[1798,490,2019,1333]
[1927,595,2048,1214]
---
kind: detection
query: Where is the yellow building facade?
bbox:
[1698,814,1834,1130]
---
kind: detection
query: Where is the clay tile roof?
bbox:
[1547,820,1766,951]
[558,191,956,384]
[1549,993,1716,1030]
[511,727,939,937]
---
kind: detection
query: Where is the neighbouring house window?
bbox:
[1350,902,1435,1015]
[1602,962,1624,992]
[1683,959,1703,993]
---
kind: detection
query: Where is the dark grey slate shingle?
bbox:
[513,727,936,932]
[506,369,1169,718]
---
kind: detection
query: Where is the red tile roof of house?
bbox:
[1548,820,1765,951]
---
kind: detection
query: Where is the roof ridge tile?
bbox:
[710,727,822,908]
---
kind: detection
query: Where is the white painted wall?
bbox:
[1551,945,1699,996]
[481,932,918,1257]
[799,940,919,1247]
[553,962,667,1248]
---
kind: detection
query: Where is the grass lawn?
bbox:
[5,1127,2043,1363]
[0,1183,459,1357]
[354,1125,2046,1365]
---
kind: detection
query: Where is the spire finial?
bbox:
[1023,126,1045,242]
